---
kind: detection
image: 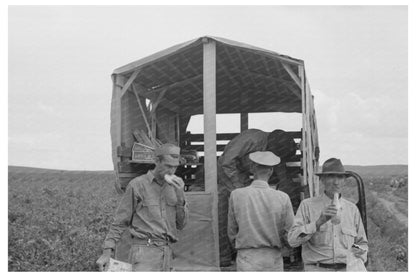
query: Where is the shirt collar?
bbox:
[250,180,270,189]
[146,170,163,186]
[146,170,155,181]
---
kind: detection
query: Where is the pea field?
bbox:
[8,165,408,271]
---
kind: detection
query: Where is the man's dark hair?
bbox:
[266,129,297,160]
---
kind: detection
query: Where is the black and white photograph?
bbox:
[5,2,411,272]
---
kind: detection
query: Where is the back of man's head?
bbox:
[266,129,297,159]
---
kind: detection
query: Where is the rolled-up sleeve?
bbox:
[102,184,140,250]
[288,201,317,247]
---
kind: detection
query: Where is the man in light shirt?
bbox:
[227,151,294,271]
[218,129,297,266]
[288,158,368,271]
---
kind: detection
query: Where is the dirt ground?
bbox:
[371,191,407,227]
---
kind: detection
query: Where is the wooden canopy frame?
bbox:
[110,36,320,269]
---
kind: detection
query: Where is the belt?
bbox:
[309,262,346,270]
[130,235,171,246]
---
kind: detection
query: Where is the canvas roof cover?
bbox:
[112,36,305,115]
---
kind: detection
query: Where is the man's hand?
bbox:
[316,204,338,229]
[165,174,185,190]
[165,175,186,203]
[96,249,112,272]
[351,244,367,260]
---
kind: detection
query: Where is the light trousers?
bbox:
[128,244,173,271]
[236,248,284,271]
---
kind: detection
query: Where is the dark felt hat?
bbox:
[315,158,348,176]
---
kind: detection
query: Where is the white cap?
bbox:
[249,151,281,166]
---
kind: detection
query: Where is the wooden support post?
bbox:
[132,84,152,138]
[152,88,168,113]
[151,114,157,141]
[299,65,310,198]
[176,114,180,145]
[310,88,321,195]
[240,113,248,132]
[132,83,180,114]
[300,66,315,197]
[203,38,219,268]
[305,81,316,196]
[111,74,124,191]
[120,70,140,97]
[282,62,301,88]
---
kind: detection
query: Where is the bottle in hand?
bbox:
[331,192,341,225]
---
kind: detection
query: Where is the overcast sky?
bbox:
[8,5,408,170]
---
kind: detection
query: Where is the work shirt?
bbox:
[218,129,268,191]
[287,194,368,264]
[228,180,294,250]
[103,170,188,250]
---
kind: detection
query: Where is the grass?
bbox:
[8,168,121,271]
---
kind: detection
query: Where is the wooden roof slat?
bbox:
[221,45,247,88]
[235,48,257,87]
[227,68,301,99]
[140,74,202,97]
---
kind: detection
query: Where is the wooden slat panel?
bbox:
[287,155,301,162]
[183,145,227,152]
[287,131,302,139]
[286,166,302,175]
[184,133,238,142]
[184,145,301,156]
[184,131,300,143]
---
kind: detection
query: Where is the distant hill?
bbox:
[344,165,408,177]
[8,165,113,175]
[9,164,408,178]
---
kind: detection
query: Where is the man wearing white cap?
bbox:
[287,158,368,271]
[227,151,295,271]
[96,143,188,271]
[218,129,298,266]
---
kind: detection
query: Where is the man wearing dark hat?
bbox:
[217,128,298,266]
[288,158,368,272]
[96,143,188,271]
[227,151,295,271]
